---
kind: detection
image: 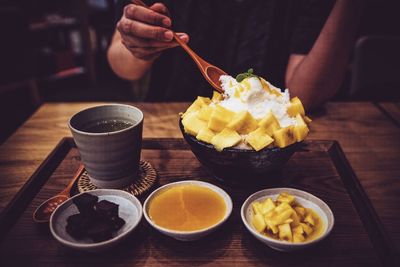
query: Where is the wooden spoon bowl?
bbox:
[33,164,84,223]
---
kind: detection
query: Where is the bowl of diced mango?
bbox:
[241,188,334,251]
[179,74,311,183]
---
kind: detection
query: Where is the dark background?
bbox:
[0,0,399,144]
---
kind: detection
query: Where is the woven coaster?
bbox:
[77,160,157,197]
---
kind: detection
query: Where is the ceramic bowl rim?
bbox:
[49,189,143,249]
[240,187,334,247]
[69,104,144,136]
[143,180,233,235]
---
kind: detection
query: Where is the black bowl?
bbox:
[179,119,301,184]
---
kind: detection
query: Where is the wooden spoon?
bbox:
[135,0,227,92]
[33,164,84,223]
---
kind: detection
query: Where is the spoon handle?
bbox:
[172,33,210,69]
[60,164,85,196]
[134,0,225,93]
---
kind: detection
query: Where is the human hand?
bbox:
[117,1,189,61]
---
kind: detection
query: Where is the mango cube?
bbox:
[258,113,281,136]
[197,105,214,121]
[293,233,305,243]
[278,223,293,242]
[182,112,207,136]
[294,207,306,219]
[287,97,305,117]
[184,96,211,115]
[293,114,309,142]
[271,209,293,226]
[211,128,242,151]
[264,216,279,234]
[304,212,315,226]
[260,78,281,96]
[197,96,211,106]
[246,127,274,151]
[292,225,304,235]
[300,223,313,236]
[276,192,296,205]
[196,127,216,143]
[252,202,263,215]
[293,124,309,142]
[253,213,267,232]
[273,126,296,148]
[275,202,292,213]
[212,91,223,102]
[290,211,301,227]
[303,115,312,124]
[227,111,258,134]
[208,105,235,132]
[261,198,276,214]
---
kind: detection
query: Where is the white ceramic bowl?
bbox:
[50,189,143,252]
[143,180,233,241]
[241,187,334,252]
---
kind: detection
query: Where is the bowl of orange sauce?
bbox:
[143,180,233,241]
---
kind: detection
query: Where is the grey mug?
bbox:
[69,104,143,188]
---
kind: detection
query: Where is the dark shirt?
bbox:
[116,0,333,101]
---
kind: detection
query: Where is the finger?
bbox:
[136,52,162,62]
[121,34,179,48]
[149,3,170,17]
[130,46,171,57]
[124,4,170,27]
[128,46,169,61]
[117,17,173,41]
[175,32,190,43]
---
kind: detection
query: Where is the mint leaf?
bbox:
[236,68,258,82]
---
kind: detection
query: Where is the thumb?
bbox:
[175,32,189,43]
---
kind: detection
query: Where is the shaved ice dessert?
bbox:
[181,69,311,152]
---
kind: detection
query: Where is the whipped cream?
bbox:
[218,75,296,127]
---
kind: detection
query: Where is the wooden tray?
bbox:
[0,138,393,266]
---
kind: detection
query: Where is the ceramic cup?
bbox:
[69,104,143,189]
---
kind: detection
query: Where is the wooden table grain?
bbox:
[0,101,399,257]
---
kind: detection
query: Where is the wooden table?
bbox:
[0,102,399,262]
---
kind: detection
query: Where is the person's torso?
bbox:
[147,0,295,101]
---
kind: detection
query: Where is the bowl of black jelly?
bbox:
[50,189,142,252]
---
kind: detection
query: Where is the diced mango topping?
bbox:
[273,126,297,148]
[212,91,223,102]
[260,78,281,96]
[182,112,207,136]
[287,97,305,117]
[196,127,216,143]
[246,127,274,151]
[303,115,312,125]
[211,128,242,151]
[184,96,211,115]
[208,105,235,132]
[250,192,323,243]
[197,105,214,121]
[227,111,258,134]
[253,213,267,232]
[181,87,310,151]
[258,113,281,136]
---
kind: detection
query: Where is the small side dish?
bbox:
[143,180,233,241]
[148,184,226,231]
[66,193,125,242]
[241,188,334,251]
[50,189,142,252]
[251,192,323,243]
